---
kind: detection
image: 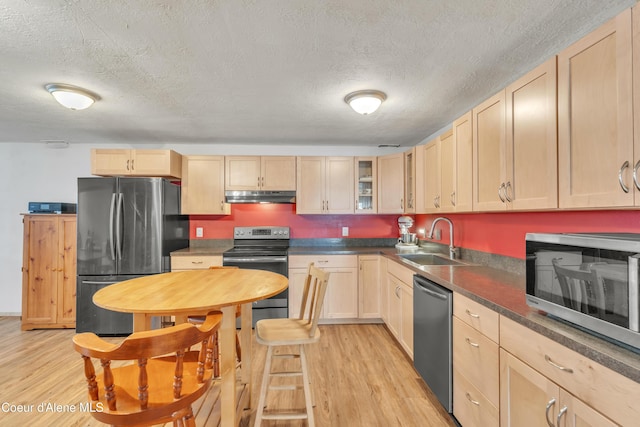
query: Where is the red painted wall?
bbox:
[416,211,640,259]
[190,206,640,259]
[190,204,401,239]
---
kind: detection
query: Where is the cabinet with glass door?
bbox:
[355,157,377,213]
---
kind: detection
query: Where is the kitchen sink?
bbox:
[398,253,468,267]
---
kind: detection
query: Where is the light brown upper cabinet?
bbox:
[91,149,182,180]
[296,157,354,214]
[452,112,474,212]
[355,157,378,214]
[505,57,558,210]
[472,91,506,211]
[558,9,633,208]
[377,152,405,214]
[418,136,441,213]
[404,148,416,213]
[181,155,231,215]
[225,156,296,191]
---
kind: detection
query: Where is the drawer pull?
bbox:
[465,337,480,348]
[544,355,573,374]
[465,309,480,318]
[465,393,480,406]
[545,398,556,427]
[191,261,204,264]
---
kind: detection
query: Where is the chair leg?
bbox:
[299,345,315,427]
[212,331,220,378]
[254,345,273,427]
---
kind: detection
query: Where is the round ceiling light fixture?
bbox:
[45,83,100,110]
[344,90,387,115]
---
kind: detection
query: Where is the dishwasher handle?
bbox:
[414,276,450,300]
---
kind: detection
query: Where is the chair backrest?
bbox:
[297,263,330,338]
[72,311,222,423]
[552,260,605,317]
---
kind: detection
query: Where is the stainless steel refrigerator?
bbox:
[76,177,188,335]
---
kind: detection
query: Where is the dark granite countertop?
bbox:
[172,241,640,381]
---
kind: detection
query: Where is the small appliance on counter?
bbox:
[396,215,418,250]
[28,202,76,214]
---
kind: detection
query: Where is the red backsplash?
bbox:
[416,211,640,259]
[189,204,401,239]
[190,206,640,259]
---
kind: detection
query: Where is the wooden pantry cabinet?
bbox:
[452,293,500,427]
[225,156,296,191]
[181,155,231,215]
[91,149,182,180]
[21,214,76,330]
[288,255,358,320]
[558,9,634,208]
[296,157,354,214]
[500,316,638,427]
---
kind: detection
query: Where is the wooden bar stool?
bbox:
[253,263,330,426]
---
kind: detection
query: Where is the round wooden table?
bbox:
[93,268,288,427]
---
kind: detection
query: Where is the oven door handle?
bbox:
[224,256,288,263]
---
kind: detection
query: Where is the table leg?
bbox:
[240,302,253,407]
[132,313,151,332]
[220,305,237,427]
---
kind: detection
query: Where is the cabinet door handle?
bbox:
[465,337,480,348]
[450,192,456,206]
[498,183,506,202]
[465,392,480,406]
[395,285,400,298]
[130,159,134,171]
[633,160,640,191]
[545,398,556,427]
[400,198,404,209]
[465,309,480,319]
[505,181,513,202]
[126,159,130,171]
[619,160,630,193]
[557,406,568,426]
[544,354,573,373]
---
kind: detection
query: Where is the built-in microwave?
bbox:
[526,233,640,350]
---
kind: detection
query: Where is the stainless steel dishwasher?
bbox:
[413,274,453,413]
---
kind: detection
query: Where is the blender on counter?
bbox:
[396,216,418,249]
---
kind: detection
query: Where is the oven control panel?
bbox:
[233,226,290,239]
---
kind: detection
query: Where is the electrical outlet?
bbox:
[342,227,349,237]
[434,229,442,241]
[196,227,204,238]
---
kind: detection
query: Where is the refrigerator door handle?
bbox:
[116,192,124,260]
[109,193,117,261]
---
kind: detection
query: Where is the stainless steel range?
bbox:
[222,226,289,326]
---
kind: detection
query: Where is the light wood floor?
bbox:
[0,317,454,426]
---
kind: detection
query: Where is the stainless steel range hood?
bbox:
[225,190,296,204]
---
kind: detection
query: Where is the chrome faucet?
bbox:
[427,217,458,259]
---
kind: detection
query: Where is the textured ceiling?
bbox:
[0,0,636,147]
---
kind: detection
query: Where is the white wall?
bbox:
[0,142,403,314]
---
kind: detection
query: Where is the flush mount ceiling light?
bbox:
[344,90,387,115]
[45,83,99,110]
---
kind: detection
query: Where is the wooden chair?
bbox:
[552,260,606,318]
[187,265,242,377]
[254,263,330,427]
[73,311,222,427]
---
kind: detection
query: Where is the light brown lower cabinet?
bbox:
[500,316,638,426]
[21,214,76,330]
[384,260,413,359]
[452,293,500,427]
[288,255,358,320]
